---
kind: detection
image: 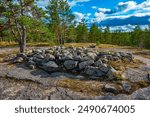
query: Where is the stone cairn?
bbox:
[12,46,134,80]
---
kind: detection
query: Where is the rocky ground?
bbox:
[0,45,150,100]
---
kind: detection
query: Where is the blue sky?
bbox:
[37,0,150,31]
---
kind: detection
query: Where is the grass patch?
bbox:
[0,49,19,63]
[0,41,54,47]
[56,78,104,96]
[133,51,150,59]
[108,59,143,74]
[0,41,17,47]
[27,42,53,47]
[64,43,96,47]
[98,44,121,49]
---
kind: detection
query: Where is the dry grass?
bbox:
[98,44,121,49]
[133,50,150,59]
[0,41,17,47]
[0,41,52,47]
[27,42,52,47]
[108,59,143,74]
[56,78,104,96]
[0,49,19,63]
[64,43,96,47]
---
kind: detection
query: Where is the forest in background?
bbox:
[0,0,150,53]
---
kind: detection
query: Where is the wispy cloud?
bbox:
[68,0,91,7]
[93,0,150,23]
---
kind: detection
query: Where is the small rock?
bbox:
[45,54,55,61]
[62,54,73,61]
[45,49,53,54]
[79,60,94,70]
[35,54,44,59]
[84,66,105,77]
[94,60,103,66]
[106,67,118,80]
[104,84,118,94]
[17,53,26,58]
[101,58,109,63]
[29,65,36,70]
[13,57,24,63]
[27,60,36,66]
[42,61,59,72]
[33,49,42,53]
[122,81,132,93]
[33,57,42,64]
[64,60,78,70]
[94,61,109,73]
[87,52,97,60]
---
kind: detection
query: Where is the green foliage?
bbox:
[89,23,101,42]
[0,0,150,50]
[76,22,88,42]
[46,0,75,45]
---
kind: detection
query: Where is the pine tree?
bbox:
[89,23,100,42]
[76,22,88,42]
[46,0,74,45]
[0,0,45,53]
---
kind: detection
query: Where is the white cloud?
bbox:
[68,0,90,7]
[102,25,149,32]
[116,1,137,12]
[73,12,84,22]
[92,6,97,9]
[134,12,150,17]
[73,12,91,23]
[98,8,111,13]
[94,12,106,22]
[87,13,91,16]
[93,0,150,23]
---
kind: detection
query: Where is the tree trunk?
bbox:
[19,37,26,53]
[19,25,27,53]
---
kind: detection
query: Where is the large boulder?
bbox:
[64,60,78,70]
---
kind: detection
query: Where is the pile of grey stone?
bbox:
[12,46,134,80]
